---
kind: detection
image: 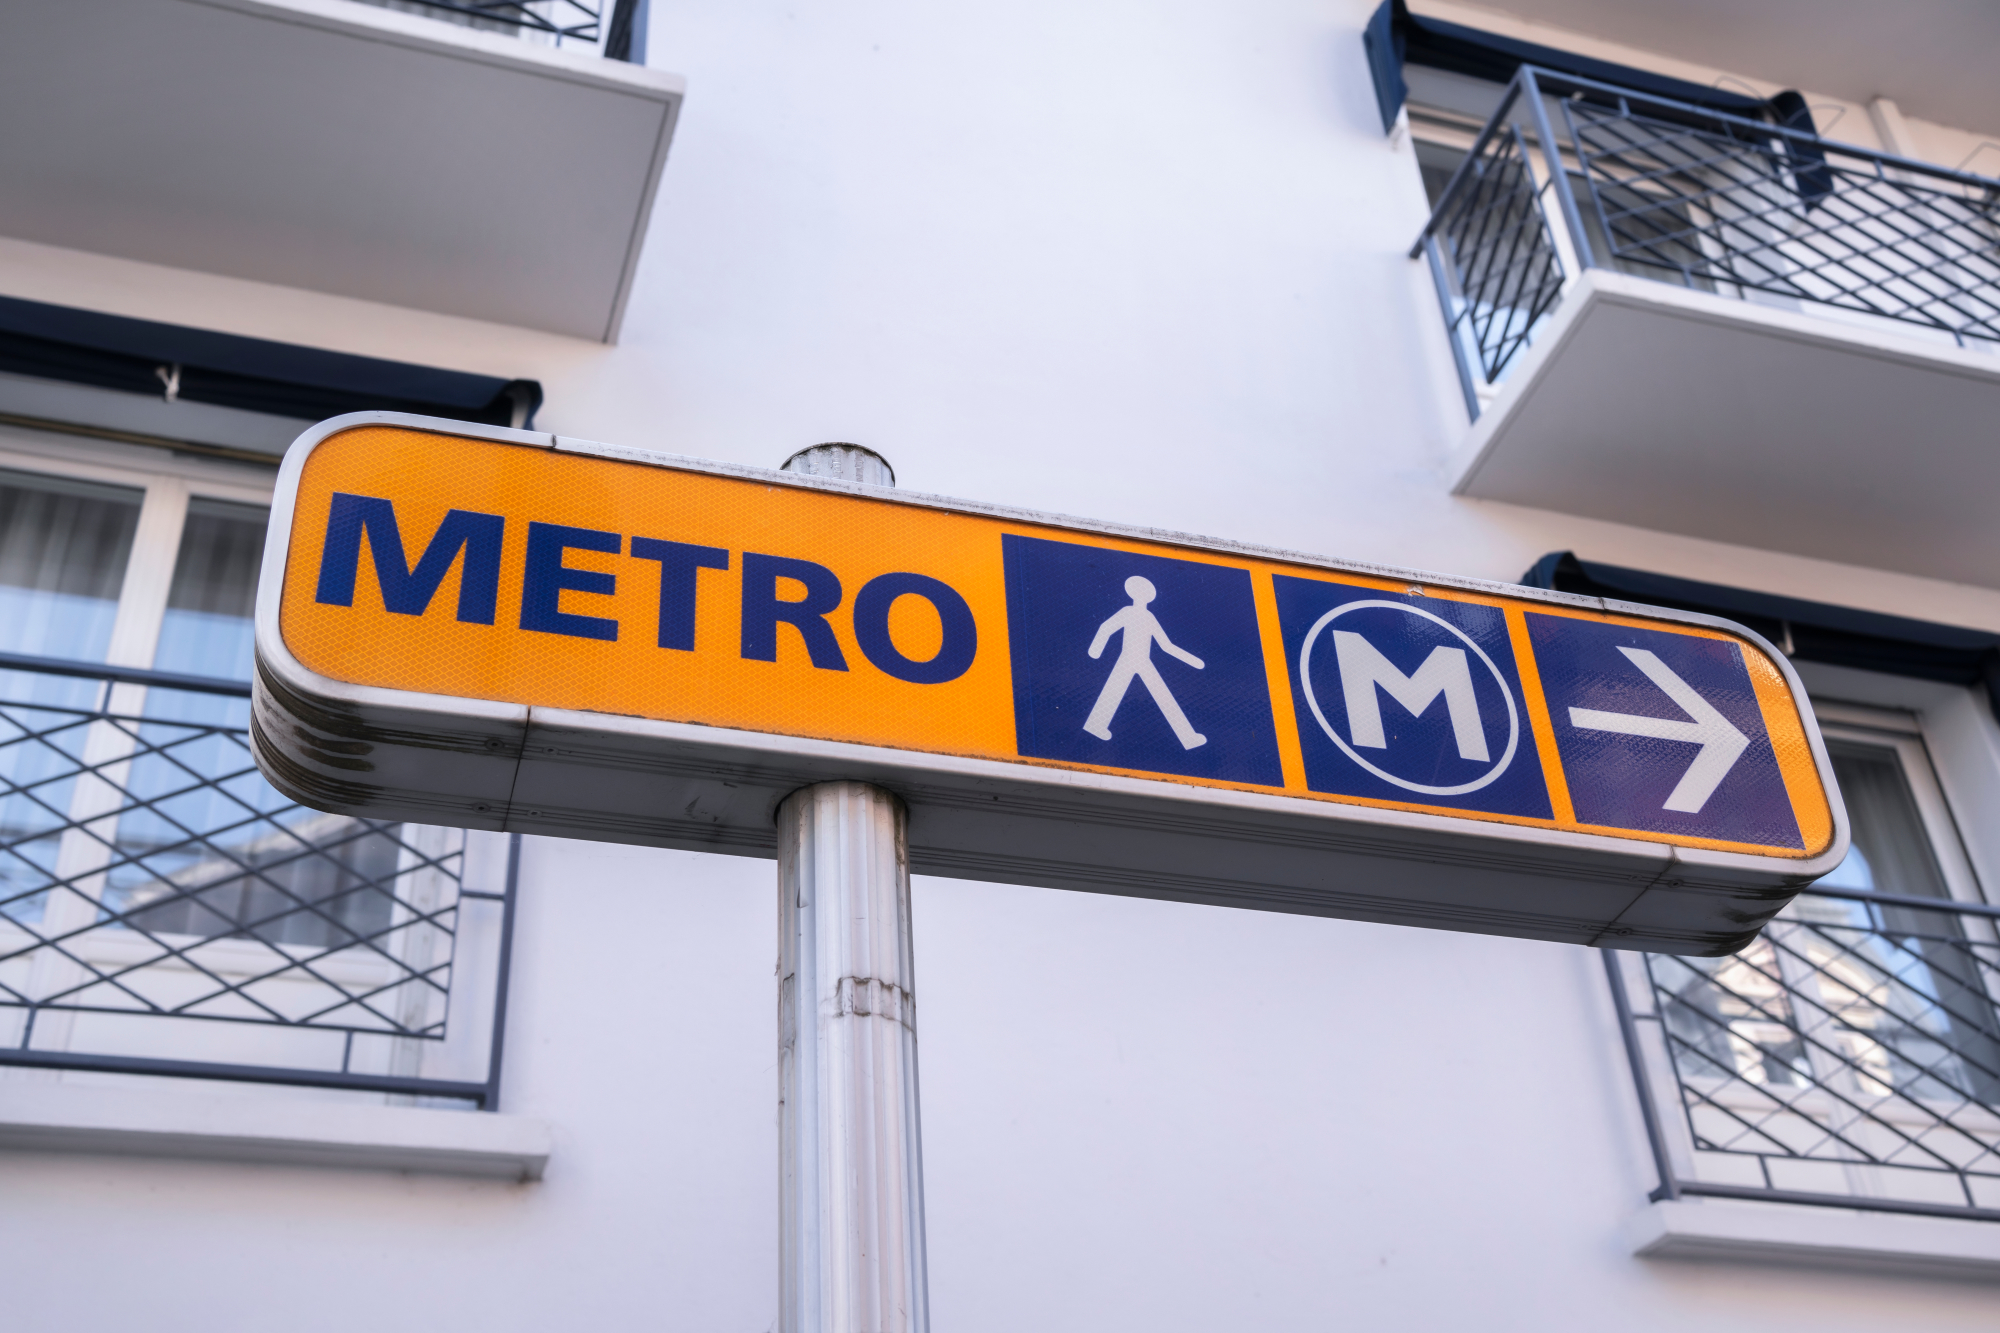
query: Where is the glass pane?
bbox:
[1656,939,1810,1087]
[113,806,408,950]
[0,467,141,663]
[1804,739,2000,1104]
[1819,741,1951,899]
[1571,174,1719,294]
[154,497,267,682]
[110,496,404,951]
[110,498,270,931]
[0,470,142,926]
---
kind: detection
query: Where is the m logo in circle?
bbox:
[1298,600,1520,796]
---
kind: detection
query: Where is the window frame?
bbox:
[0,420,516,1111]
[1798,662,2000,900]
[1813,704,1985,908]
[0,424,277,675]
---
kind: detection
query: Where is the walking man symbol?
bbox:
[1083,576,1208,750]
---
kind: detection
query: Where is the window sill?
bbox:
[0,1082,550,1180]
[1628,1199,2000,1282]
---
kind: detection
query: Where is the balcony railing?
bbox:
[357,0,647,58]
[0,654,517,1108]
[1414,67,2000,416]
[1606,886,2000,1221]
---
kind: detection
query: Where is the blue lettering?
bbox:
[520,522,620,641]
[852,572,977,684]
[314,493,503,624]
[630,538,729,650]
[740,553,848,670]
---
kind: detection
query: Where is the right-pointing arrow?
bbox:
[1568,647,1750,814]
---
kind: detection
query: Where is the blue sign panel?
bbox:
[1002,535,1284,786]
[1526,614,1802,848]
[1271,578,1552,819]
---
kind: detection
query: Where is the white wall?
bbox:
[11,847,2000,1329]
[6,0,2000,1327]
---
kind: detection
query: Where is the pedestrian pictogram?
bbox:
[1083,576,1207,750]
[1000,535,1284,787]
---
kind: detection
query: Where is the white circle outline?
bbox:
[1298,599,1520,796]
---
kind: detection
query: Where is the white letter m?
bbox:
[1331,631,1488,761]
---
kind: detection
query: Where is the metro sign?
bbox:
[253,417,1848,955]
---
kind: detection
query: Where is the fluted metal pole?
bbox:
[777,444,927,1333]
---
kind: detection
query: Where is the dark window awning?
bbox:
[1523,552,2000,719]
[1363,0,1778,133]
[0,295,540,429]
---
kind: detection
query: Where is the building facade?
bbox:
[3,0,2000,1327]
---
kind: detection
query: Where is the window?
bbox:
[1522,557,2000,1237]
[0,426,511,1108]
[1613,696,2000,1219]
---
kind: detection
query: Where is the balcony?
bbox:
[1419,69,2000,587]
[0,0,681,341]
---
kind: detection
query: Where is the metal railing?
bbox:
[1414,67,2000,417]
[1606,886,2000,1221]
[356,0,647,59]
[0,653,517,1108]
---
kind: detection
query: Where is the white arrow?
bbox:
[1568,647,1749,814]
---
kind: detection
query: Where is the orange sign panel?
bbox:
[275,423,1834,861]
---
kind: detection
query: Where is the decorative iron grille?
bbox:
[1418,107,1567,390]
[357,0,646,59]
[1414,67,2000,417]
[0,654,516,1107]
[1606,886,2000,1221]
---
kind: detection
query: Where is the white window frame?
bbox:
[1798,661,2000,900]
[1812,702,1987,907]
[0,421,279,673]
[0,427,289,1063]
[0,420,517,1149]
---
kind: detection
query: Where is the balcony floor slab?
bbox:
[0,0,683,341]
[1447,270,2000,588]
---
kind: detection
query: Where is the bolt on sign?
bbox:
[255,416,1848,955]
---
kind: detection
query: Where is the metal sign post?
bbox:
[778,780,928,1333]
[776,447,929,1333]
